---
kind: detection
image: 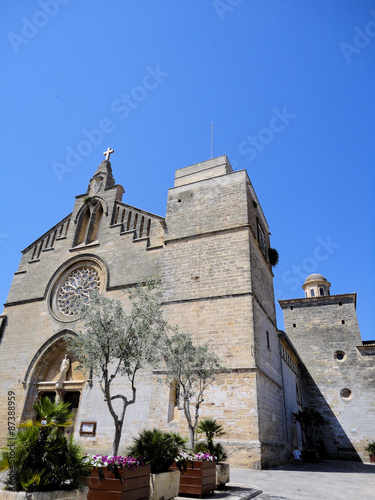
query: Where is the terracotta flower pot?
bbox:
[369,453,375,464]
[169,460,216,496]
[87,464,151,500]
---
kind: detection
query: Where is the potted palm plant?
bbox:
[195,419,229,488]
[365,441,375,463]
[127,428,186,500]
[0,397,90,496]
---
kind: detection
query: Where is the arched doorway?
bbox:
[22,331,86,435]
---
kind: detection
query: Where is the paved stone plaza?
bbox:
[1,460,374,499]
[229,461,375,500]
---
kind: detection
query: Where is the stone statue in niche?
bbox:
[55,354,70,388]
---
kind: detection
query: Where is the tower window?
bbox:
[266,331,270,350]
[87,203,103,244]
[310,289,315,297]
[256,218,266,256]
[74,200,103,247]
[342,320,345,325]
[340,388,352,401]
[334,350,346,362]
[168,383,180,422]
[319,288,324,296]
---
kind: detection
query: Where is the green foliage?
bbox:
[268,247,279,267]
[365,441,375,454]
[127,429,187,473]
[164,331,225,449]
[32,395,74,427]
[66,281,169,455]
[0,397,90,492]
[67,284,168,382]
[195,419,227,462]
[196,418,225,443]
[194,441,227,462]
[293,408,325,449]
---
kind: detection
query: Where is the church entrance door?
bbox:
[63,391,81,438]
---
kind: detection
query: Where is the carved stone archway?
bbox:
[22,330,86,434]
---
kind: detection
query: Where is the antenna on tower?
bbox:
[211,123,213,159]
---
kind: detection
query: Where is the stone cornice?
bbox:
[279,293,357,309]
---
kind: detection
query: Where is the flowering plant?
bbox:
[85,454,144,470]
[174,451,216,474]
[176,451,216,462]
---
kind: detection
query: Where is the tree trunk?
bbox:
[188,426,195,451]
[112,420,124,456]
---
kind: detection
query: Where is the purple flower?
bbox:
[86,454,145,469]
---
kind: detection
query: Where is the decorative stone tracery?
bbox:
[48,256,106,323]
[57,266,100,316]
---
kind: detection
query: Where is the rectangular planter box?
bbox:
[169,461,216,496]
[87,465,151,500]
[149,470,180,500]
[216,463,230,488]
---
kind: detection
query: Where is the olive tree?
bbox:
[164,331,224,449]
[66,282,168,455]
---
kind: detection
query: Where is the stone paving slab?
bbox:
[255,496,289,500]
[176,485,262,500]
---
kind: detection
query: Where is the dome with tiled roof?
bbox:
[304,273,328,284]
[302,274,331,298]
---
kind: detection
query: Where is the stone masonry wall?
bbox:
[161,157,286,467]
[0,169,163,448]
[281,295,375,462]
[0,156,290,469]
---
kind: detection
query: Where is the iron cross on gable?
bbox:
[103,147,114,161]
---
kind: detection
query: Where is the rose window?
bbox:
[57,267,100,316]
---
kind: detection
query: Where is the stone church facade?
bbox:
[0,154,373,467]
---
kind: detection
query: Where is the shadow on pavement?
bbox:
[269,459,375,474]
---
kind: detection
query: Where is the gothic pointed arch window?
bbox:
[74,205,90,246]
[87,203,104,244]
[74,199,104,247]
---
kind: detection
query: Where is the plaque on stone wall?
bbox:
[80,421,96,436]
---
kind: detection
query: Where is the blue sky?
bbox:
[1,0,374,339]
